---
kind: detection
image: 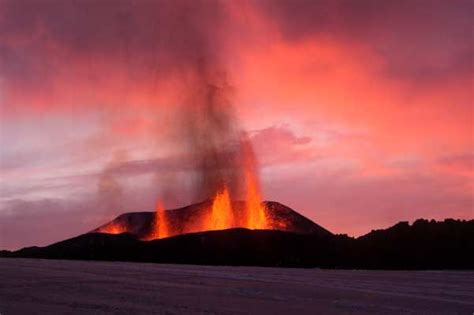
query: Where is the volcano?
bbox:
[1,201,472,269]
[92,201,332,240]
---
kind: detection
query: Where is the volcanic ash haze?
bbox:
[141,64,271,239]
[100,1,270,239]
[98,69,272,239]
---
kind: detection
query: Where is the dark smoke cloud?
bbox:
[0,0,251,197]
[0,0,228,107]
[35,0,250,206]
[0,0,225,64]
[1,0,253,206]
[256,0,473,84]
[178,63,246,202]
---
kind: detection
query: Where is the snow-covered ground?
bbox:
[0,258,472,314]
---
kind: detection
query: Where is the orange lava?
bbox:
[200,137,268,232]
[244,168,268,229]
[97,221,128,234]
[146,200,169,240]
[241,136,268,230]
[209,186,235,230]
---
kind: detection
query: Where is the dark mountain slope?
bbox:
[93,200,332,239]
[2,214,472,269]
[348,219,474,269]
[4,229,346,268]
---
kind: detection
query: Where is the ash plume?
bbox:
[153,1,261,204]
[84,0,262,208]
[180,64,242,202]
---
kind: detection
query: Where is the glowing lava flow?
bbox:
[244,168,268,229]
[209,187,235,230]
[241,137,268,230]
[97,222,127,234]
[146,200,169,240]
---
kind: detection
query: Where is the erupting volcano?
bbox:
[93,199,329,241]
[95,133,279,239]
[93,161,320,240]
[93,60,288,240]
[94,189,275,241]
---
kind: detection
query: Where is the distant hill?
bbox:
[348,218,474,269]
[2,216,473,269]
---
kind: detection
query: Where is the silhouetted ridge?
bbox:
[2,215,472,269]
[351,218,474,269]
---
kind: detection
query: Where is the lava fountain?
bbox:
[241,137,268,230]
[141,138,271,241]
[145,200,169,240]
[97,57,273,239]
[209,187,235,230]
[96,85,272,239]
[87,2,282,241]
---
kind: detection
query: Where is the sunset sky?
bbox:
[0,0,472,250]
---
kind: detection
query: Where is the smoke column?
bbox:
[180,62,246,202]
[163,1,262,204]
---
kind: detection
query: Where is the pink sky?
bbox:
[0,0,472,250]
